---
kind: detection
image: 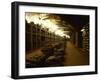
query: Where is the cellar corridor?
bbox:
[25,13,89,68]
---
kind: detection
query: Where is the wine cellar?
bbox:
[25,13,89,68]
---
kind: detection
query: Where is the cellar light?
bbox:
[81,29,85,32]
[26,14,70,37]
[65,35,70,39]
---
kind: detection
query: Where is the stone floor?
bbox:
[64,41,89,66]
[26,41,89,68]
